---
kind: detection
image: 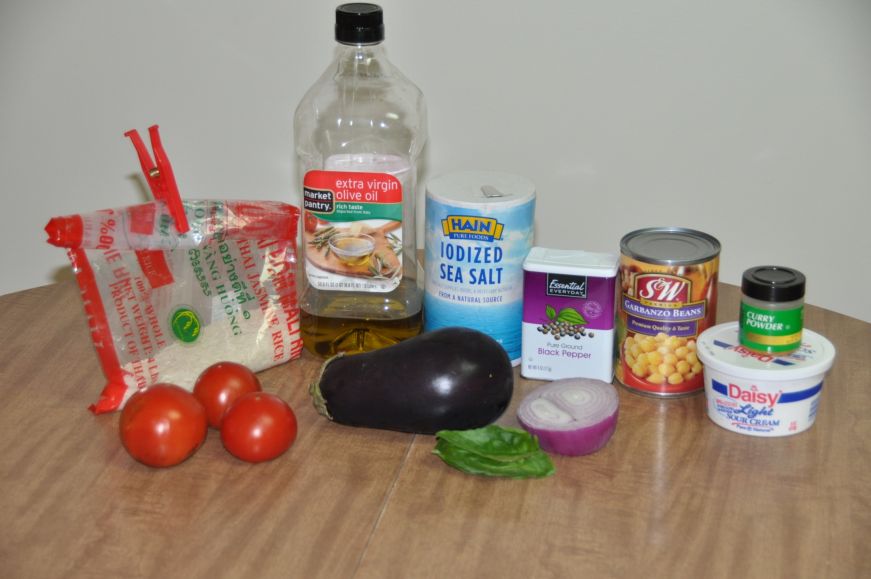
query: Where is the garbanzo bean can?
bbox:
[616,227,721,397]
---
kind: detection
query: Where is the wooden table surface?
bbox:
[0,281,868,579]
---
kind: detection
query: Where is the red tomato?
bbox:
[221,392,298,463]
[304,211,319,233]
[193,362,262,428]
[119,384,207,468]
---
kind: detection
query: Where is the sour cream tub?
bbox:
[696,322,835,437]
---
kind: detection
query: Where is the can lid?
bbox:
[620,227,720,265]
[697,322,835,381]
[335,3,384,45]
[426,171,536,209]
[523,247,619,276]
[742,266,806,302]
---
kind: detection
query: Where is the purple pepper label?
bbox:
[523,271,615,331]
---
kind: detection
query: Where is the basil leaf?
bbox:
[433,440,555,479]
[556,307,586,325]
[433,426,556,479]
[436,425,541,460]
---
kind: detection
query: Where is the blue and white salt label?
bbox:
[424,190,534,365]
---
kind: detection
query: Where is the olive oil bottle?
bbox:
[294,3,427,357]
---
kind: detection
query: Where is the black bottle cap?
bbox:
[335,3,384,45]
[742,266,806,302]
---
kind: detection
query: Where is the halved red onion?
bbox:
[517,378,619,456]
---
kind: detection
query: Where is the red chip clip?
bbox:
[124,125,190,234]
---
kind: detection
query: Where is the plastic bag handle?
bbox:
[124,125,190,234]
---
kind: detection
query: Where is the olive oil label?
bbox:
[302,170,404,292]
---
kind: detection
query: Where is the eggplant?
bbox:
[309,327,514,434]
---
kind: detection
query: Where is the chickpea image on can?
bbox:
[616,227,720,397]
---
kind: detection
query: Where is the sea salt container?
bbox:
[696,322,836,437]
[424,171,535,365]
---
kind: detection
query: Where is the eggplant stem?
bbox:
[310,354,346,420]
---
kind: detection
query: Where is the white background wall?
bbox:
[2,0,870,322]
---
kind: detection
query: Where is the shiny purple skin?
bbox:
[519,411,618,456]
[312,327,514,434]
